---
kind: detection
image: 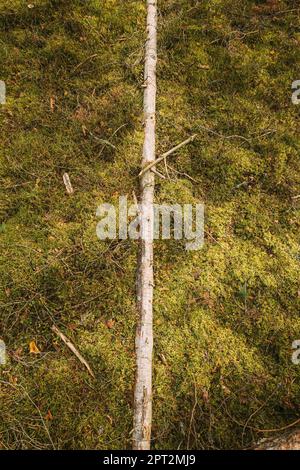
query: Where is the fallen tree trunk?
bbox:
[255,428,300,450]
[133,0,157,451]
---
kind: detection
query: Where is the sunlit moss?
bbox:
[0,0,300,450]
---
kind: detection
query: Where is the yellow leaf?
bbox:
[29,341,41,354]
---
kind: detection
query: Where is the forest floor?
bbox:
[0,0,300,449]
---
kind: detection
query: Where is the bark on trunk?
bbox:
[133,0,157,451]
[255,429,300,450]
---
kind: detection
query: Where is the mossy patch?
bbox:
[1,0,300,450]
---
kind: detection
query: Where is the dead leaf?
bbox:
[221,384,231,396]
[202,291,214,309]
[45,409,53,421]
[72,106,89,122]
[106,415,113,425]
[202,388,209,403]
[14,347,23,358]
[50,96,55,112]
[29,341,41,354]
[106,319,115,329]
[9,375,18,385]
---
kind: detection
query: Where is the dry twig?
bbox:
[62,173,74,195]
[139,134,197,177]
[51,325,95,378]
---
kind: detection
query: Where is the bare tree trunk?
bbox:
[133,0,157,451]
[255,429,300,450]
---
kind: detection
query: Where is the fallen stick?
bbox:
[138,134,197,177]
[151,167,166,179]
[133,0,157,450]
[62,173,74,195]
[51,325,95,378]
[166,163,198,183]
[72,53,98,73]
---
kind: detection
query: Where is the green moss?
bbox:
[1,0,300,450]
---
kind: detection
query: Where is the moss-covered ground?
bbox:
[0,0,300,449]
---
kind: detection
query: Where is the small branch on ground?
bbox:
[51,325,95,378]
[139,134,197,177]
[62,173,74,195]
